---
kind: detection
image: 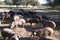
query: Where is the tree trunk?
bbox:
[16,5,19,9]
[9,4,11,9]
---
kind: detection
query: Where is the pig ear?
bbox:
[14,16,19,20]
[44,27,53,36]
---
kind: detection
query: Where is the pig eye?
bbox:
[34,32,37,35]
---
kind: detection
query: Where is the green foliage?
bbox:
[12,0,18,5]
[4,0,13,5]
[53,0,60,5]
[13,0,25,5]
[41,0,60,9]
[4,0,39,6]
[0,1,5,5]
[47,0,55,8]
[41,0,54,9]
[25,0,38,6]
